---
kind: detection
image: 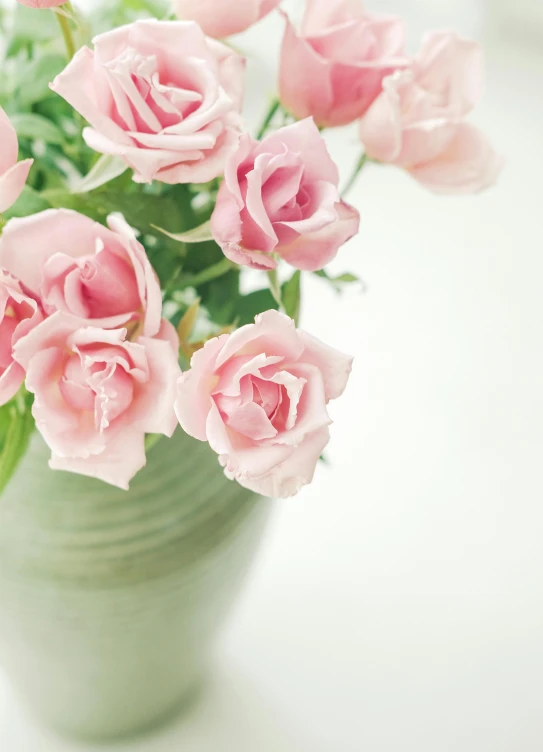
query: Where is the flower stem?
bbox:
[267,269,283,307]
[341,152,369,198]
[256,98,281,140]
[55,3,76,60]
[145,434,163,453]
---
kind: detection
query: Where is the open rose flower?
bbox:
[0,210,162,337]
[211,118,359,271]
[175,310,352,498]
[279,0,408,128]
[50,20,245,184]
[358,31,503,194]
[0,107,33,215]
[173,0,281,39]
[0,270,43,406]
[14,314,181,489]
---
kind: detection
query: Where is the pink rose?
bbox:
[14,314,181,489]
[278,0,408,128]
[16,0,66,7]
[211,119,359,271]
[0,210,162,337]
[173,0,281,38]
[0,107,33,215]
[50,20,245,185]
[175,310,353,498]
[0,271,43,406]
[359,31,503,194]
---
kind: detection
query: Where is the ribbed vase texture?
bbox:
[0,429,269,740]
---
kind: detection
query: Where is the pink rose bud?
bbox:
[0,271,43,407]
[175,309,353,498]
[211,118,360,271]
[14,315,181,489]
[0,210,162,338]
[50,20,245,185]
[173,0,281,38]
[359,31,503,194]
[0,107,33,215]
[279,0,408,128]
[16,0,66,7]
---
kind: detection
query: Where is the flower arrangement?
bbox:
[0,0,501,498]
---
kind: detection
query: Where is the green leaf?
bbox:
[42,188,104,221]
[89,0,169,34]
[44,187,188,233]
[236,288,279,326]
[152,220,213,244]
[204,270,240,327]
[0,394,35,497]
[314,269,362,292]
[282,270,301,324]
[16,54,66,108]
[72,155,129,194]
[4,186,51,220]
[177,257,236,289]
[10,113,65,145]
[334,273,360,283]
[9,5,59,49]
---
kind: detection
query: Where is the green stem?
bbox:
[267,269,282,307]
[55,3,76,60]
[256,98,280,140]
[0,399,34,497]
[145,434,163,453]
[341,152,369,198]
[179,257,236,289]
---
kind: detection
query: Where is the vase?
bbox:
[0,428,270,741]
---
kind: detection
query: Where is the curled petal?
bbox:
[226,426,331,498]
[50,430,147,491]
[0,159,33,215]
[408,123,503,194]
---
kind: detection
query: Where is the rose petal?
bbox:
[231,426,331,498]
[0,159,33,215]
[408,123,503,194]
[50,429,147,491]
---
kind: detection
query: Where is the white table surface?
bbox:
[1,2,543,750]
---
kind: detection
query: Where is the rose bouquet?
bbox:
[0,0,501,500]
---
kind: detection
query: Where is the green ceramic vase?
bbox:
[0,429,269,741]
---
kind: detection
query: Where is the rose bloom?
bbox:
[211,118,359,271]
[175,310,353,498]
[279,0,408,128]
[50,20,245,184]
[359,31,503,194]
[14,314,180,489]
[16,0,66,7]
[173,0,281,38]
[0,210,162,337]
[0,107,33,215]
[0,271,43,406]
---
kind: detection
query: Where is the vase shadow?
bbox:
[0,657,324,752]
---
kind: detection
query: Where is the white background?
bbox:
[2,1,543,750]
